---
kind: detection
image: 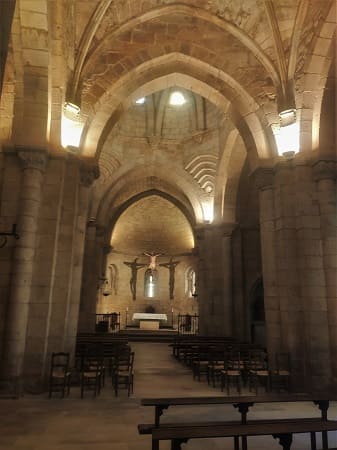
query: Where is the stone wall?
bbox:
[0,151,91,392]
[97,252,198,329]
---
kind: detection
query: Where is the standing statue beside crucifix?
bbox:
[123,258,146,300]
[159,257,180,299]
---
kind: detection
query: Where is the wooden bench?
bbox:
[151,419,337,449]
[139,394,334,450]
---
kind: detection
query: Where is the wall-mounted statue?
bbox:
[124,258,146,300]
[159,257,180,299]
[102,264,118,296]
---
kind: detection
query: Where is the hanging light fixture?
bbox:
[274,108,299,158]
[61,101,83,149]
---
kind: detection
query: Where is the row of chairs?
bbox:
[49,347,135,399]
[182,342,291,395]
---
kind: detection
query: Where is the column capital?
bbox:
[17,149,47,172]
[251,167,274,190]
[80,162,100,187]
[312,159,337,182]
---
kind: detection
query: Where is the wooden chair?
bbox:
[220,351,241,395]
[207,352,226,387]
[111,351,135,396]
[80,356,104,398]
[48,352,71,398]
[271,352,291,392]
[248,349,270,394]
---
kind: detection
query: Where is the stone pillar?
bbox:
[274,160,306,385]
[63,162,97,354]
[231,228,246,341]
[254,167,281,363]
[313,159,337,387]
[294,158,331,389]
[195,227,208,335]
[77,161,100,334]
[222,224,235,337]
[78,221,104,333]
[2,149,47,390]
[196,223,235,336]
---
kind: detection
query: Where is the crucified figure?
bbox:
[144,252,162,271]
[159,257,180,299]
[124,258,146,300]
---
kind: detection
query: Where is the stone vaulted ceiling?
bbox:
[1,0,335,233]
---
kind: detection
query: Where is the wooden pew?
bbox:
[151,419,337,450]
[139,394,333,450]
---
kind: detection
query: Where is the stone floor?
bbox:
[0,342,336,450]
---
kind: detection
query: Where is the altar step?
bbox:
[119,328,178,342]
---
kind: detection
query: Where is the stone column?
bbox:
[294,158,331,389]
[274,160,306,385]
[77,162,100,334]
[63,162,97,354]
[254,167,281,363]
[222,224,236,337]
[231,228,246,341]
[2,149,47,390]
[195,227,208,334]
[196,223,235,336]
[313,159,337,387]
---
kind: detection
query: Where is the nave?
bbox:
[1,342,337,450]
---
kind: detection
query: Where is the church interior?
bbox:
[0,0,336,448]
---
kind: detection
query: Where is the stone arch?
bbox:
[71,3,280,101]
[95,164,203,226]
[214,129,247,224]
[295,1,336,153]
[81,54,271,164]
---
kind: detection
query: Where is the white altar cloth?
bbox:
[132,313,167,321]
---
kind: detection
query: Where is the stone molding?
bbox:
[252,167,274,190]
[17,149,47,172]
[80,162,100,187]
[312,160,337,182]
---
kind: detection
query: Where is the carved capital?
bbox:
[17,149,47,172]
[312,160,337,182]
[80,162,100,187]
[252,167,274,190]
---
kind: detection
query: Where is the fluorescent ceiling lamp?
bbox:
[135,97,145,104]
[279,109,296,126]
[274,121,299,157]
[202,198,214,223]
[169,91,186,106]
[273,109,299,157]
[64,102,80,115]
[61,102,83,148]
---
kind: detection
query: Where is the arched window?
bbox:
[144,269,158,298]
[185,267,196,298]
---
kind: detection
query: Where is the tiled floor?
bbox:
[0,342,336,449]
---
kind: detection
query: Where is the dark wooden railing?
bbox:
[177,314,198,335]
[95,312,121,333]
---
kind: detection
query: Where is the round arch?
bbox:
[80,54,272,164]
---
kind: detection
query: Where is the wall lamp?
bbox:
[274,108,299,158]
[61,102,83,149]
[0,224,20,248]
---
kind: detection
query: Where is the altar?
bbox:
[132,313,168,330]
